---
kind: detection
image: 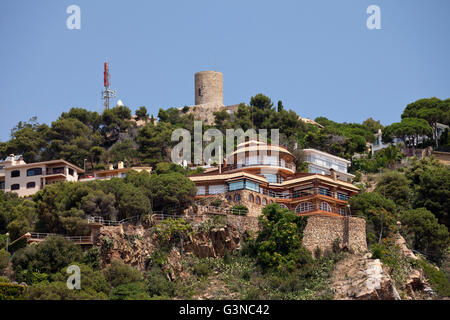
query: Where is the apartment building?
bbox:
[0,154,84,197]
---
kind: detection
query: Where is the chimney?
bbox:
[330,168,337,181]
[118,161,124,169]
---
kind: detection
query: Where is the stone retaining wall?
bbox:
[302,216,367,255]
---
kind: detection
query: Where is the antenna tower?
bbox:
[102,61,116,109]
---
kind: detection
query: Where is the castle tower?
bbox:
[195,71,223,105]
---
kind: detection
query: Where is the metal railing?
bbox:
[222,161,295,172]
[197,185,349,202]
[28,232,92,243]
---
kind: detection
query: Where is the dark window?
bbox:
[26,182,36,189]
[11,170,20,178]
[0,181,4,189]
[68,168,74,176]
[234,194,241,202]
[27,168,42,176]
[51,167,65,174]
[11,184,20,190]
[198,88,202,96]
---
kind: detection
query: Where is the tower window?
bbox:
[198,88,202,96]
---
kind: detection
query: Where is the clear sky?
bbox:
[0,0,449,141]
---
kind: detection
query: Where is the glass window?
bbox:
[296,202,314,213]
[246,180,260,192]
[234,194,241,202]
[249,194,254,202]
[229,180,244,191]
[262,198,267,205]
[11,184,20,190]
[320,202,332,212]
[196,186,205,195]
[263,174,277,183]
[256,196,261,205]
[26,182,36,189]
[337,193,349,201]
[27,168,42,176]
[69,168,74,176]
[11,170,20,178]
[0,181,5,189]
[339,207,346,215]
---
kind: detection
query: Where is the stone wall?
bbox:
[225,214,261,233]
[302,216,367,255]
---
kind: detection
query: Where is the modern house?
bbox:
[302,149,355,182]
[0,154,84,197]
[189,140,359,217]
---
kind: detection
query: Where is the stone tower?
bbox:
[195,71,223,105]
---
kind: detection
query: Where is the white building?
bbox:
[302,149,355,182]
[0,155,83,197]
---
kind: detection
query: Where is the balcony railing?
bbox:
[197,184,350,202]
[222,161,295,172]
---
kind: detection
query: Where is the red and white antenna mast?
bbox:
[102,61,116,109]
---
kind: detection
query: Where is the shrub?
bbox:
[12,236,83,275]
[146,267,175,297]
[197,215,227,233]
[110,281,150,300]
[0,282,24,300]
[210,198,222,208]
[418,259,450,297]
[193,262,210,278]
[103,260,143,288]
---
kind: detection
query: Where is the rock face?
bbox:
[185,226,241,258]
[95,224,156,270]
[332,253,401,300]
[95,223,242,270]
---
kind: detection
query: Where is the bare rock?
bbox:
[332,254,401,300]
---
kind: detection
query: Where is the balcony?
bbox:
[195,184,350,203]
[222,160,296,173]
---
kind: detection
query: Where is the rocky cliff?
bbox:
[95,222,241,271]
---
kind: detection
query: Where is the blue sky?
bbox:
[0,0,449,141]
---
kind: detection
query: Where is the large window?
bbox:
[11,184,20,190]
[26,182,36,189]
[196,186,205,195]
[295,202,314,213]
[229,180,244,191]
[11,170,20,178]
[262,174,278,183]
[337,193,349,201]
[320,202,332,212]
[27,168,42,176]
[209,185,226,194]
[246,180,260,192]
